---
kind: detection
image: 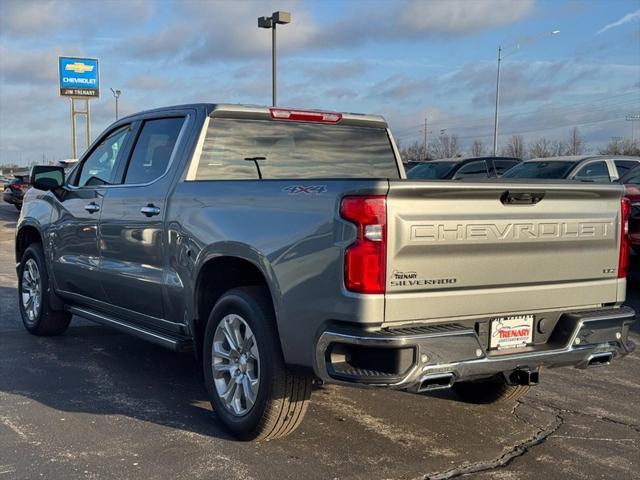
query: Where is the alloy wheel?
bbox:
[211,313,260,416]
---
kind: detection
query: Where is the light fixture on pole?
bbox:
[110,88,122,120]
[492,30,560,156]
[258,11,291,106]
[626,114,640,142]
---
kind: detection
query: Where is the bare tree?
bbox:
[599,138,640,156]
[399,141,429,162]
[501,135,525,159]
[551,139,566,156]
[565,127,585,155]
[528,137,555,158]
[430,134,461,159]
[471,139,486,156]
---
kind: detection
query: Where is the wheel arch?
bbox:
[191,251,283,360]
[15,223,44,263]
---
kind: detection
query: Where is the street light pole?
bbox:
[272,22,277,107]
[492,30,559,156]
[626,114,640,142]
[110,88,122,121]
[258,11,291,106]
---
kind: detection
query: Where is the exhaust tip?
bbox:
[587,352,613,367]
[417,373,455,392]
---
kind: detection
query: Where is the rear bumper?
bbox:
[314,306,636,391]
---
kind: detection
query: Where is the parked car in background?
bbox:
[406,156,521,180]
[503,155,640,182]
[2,174,29,210]
[620,166,640,254]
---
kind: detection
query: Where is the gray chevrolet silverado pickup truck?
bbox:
[17,104,636,440]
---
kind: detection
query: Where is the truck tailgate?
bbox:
[385,181,626,324]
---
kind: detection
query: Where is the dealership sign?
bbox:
[58,56,99,97]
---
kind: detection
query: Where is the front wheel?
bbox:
[18,243,71,336]
[452,374,530,404]
[203,287,312,440]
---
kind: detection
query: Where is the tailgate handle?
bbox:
[500,190,545,205]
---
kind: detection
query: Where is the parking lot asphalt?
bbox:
[0,202,638,480]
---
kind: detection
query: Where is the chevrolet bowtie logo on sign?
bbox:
[64,62,95,74]
[59,56,100,98]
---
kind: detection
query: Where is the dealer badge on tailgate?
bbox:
[490,315,534,350]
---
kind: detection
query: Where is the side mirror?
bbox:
[31,165,65,191]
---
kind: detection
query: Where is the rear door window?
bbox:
[573,161,611,183]
[123,117,185,185]
[190,118,399,180]
[453,160,488,179]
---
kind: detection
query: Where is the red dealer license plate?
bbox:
[490,315,534,350]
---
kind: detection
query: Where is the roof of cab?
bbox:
[118,103,388,128]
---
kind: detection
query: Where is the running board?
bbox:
[67,306,194,352]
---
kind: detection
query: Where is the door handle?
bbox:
[140,204,161,217]
[84,202,100,213]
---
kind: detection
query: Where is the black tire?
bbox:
[15,203,21,211]
[452,374,530,404]
[18,243,71,336]
[203,287,312,441]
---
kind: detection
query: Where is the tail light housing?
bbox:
[340,195,387,294]
[619,197,631,278]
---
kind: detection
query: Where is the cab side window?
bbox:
[123,117,185,185]
[454,160,488,179]
[573,161,610,183]
[76,126,131,187]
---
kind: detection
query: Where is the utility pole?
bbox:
[423,117,428,160]
[627,114,640,142]
[492,46,502,156]
[492,30,560,156]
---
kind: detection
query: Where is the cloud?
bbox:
[399,0,535,34]
[597,9,640,34]
[113,0,535,64]
[0,0,154,38]
[0,0,62,36]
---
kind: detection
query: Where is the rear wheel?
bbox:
[14,204,21,211]
[18,243,71,336]
[452,374,530,404]
[203,287,312,440]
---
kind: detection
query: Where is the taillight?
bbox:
[340,195,387,294]
[619,197,631,278]
[269,108,342,123]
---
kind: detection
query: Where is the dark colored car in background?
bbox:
[503,155,640,182]
[2,174,29,210]
[406,156,520,180]
[620,166,640,254]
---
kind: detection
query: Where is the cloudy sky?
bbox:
[0,0,639,165]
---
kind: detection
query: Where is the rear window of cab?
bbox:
[188,118,400,180]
